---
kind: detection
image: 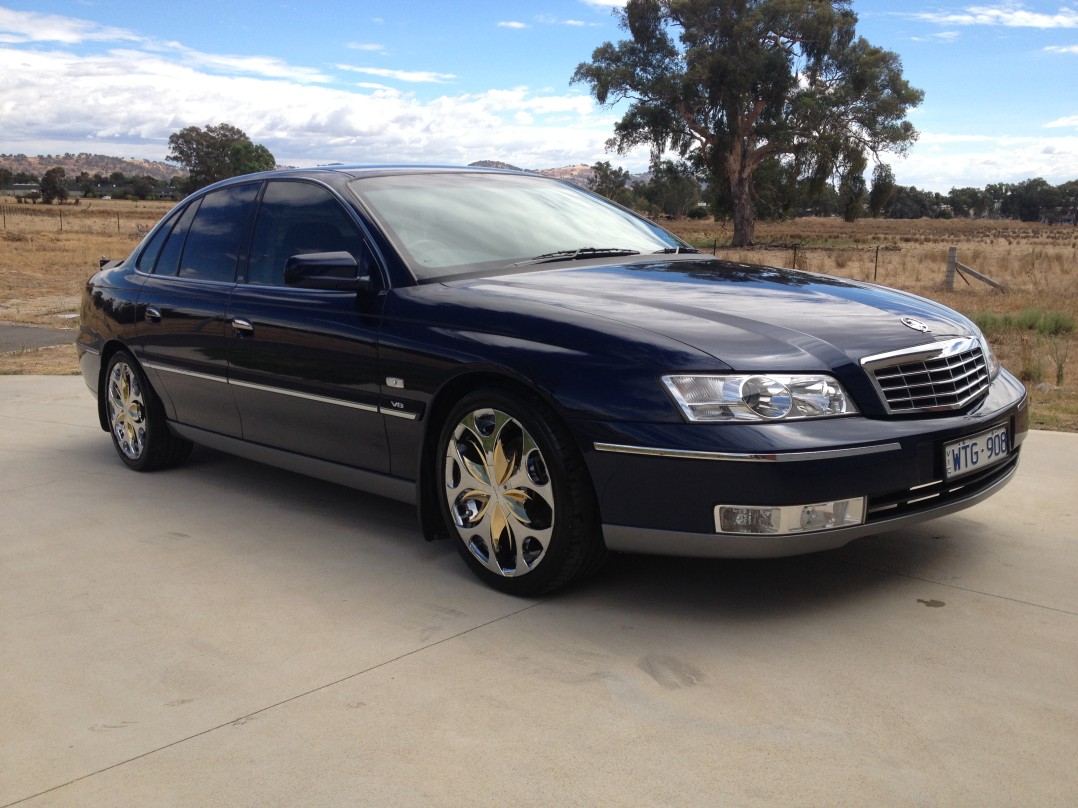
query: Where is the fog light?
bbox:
[799,499,863,531]
[716,498,865,535]
[717,506,780,535]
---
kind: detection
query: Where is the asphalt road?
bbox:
[2,376,1076,807]
[0,323,74,353]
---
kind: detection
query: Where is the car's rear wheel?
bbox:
[103,351,192,471]
[437,388,605,595]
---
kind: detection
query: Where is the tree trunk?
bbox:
[729,171,755,247]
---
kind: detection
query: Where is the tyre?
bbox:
[103,351,192,471]
[437,388,605,595]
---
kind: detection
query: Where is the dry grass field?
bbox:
[2,198,1075,429]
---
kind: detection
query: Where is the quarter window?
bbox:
[150,200,200,276]
[136,207,182,273]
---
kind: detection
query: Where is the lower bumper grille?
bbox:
[867,450,1019,522]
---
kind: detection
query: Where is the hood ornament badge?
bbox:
[901,316,929,333]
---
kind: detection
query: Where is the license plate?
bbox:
[943,425,1010,479]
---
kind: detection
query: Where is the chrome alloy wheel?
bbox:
[443,407,555,577]
[107,359,147,461]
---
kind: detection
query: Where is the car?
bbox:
[77,166,1029,595]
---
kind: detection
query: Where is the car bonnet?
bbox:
[452,259,977,372]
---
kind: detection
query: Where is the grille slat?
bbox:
[862,339,991,415]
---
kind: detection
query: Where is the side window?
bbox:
[246,181,370,287]
[177,183,260,282]
[150,200,200,276]
[136,206,183,273]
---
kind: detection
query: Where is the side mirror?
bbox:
[284,252,369,291]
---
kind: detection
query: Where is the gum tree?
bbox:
[40,167,68,204]
[572,0,923,245]
[167,123,276,192]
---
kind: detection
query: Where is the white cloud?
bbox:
[0,7,141,44]
[164,46,332,83]
[0,43,641,171]
[535,14,597,27]
[1045,44,1078,53]
[911,31,962,43]
[912,4,1078,29]
[334,65,457,84]
[1045,114,1078,128]
[346,42,386,52]
[897,131,1078,190]
[497,21,528,29]
[578,0,626,9]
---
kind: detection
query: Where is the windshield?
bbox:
[348,171,689,281]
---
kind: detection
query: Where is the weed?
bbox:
[1018,335,1046,384]
[1045,336,1071,386]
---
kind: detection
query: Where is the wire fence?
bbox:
[702,242,955,291]
[0,203,161,235]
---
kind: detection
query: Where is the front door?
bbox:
[226,179,391,473]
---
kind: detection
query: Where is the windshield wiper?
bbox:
[513,247,641,266]
[652,246,701,254]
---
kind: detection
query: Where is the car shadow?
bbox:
[178,444,462,565]
[570,524,970,621]
[113,444,975,619]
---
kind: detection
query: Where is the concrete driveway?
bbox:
[2,376,1076,807]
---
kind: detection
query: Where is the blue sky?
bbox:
[1,1,1075,191]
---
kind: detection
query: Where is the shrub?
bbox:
[973,308,1074,339]
[1037,310,1075,337]
[971,311,1013,340]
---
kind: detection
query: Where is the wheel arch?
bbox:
[95,339,130,431]
[416,368,584,544]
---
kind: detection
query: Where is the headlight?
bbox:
[662,374,858,423]
[979,335,1001,380]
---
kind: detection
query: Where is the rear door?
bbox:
[135,182,260,436]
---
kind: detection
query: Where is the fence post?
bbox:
[874,245,880,282]
[945,246,958,290]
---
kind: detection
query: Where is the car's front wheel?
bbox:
[437,388,605,595]
[103,351,192,471]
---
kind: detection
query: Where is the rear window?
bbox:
[177,183,260,282]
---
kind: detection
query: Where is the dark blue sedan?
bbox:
[77,166,1028,594]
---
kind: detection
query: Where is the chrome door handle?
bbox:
[145,306,162,323]
[230,318,254,335]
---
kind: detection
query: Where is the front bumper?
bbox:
[576,369,1028,558]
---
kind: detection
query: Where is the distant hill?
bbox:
[534,163,597,189]
[0,153,185,182]
[2,153,641,189]
[468,160,524,171]
[468,161,599,189]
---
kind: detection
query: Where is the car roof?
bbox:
[227,164,531,183]
[191,164,540,196]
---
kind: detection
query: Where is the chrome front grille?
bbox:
[861,338,991,415]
